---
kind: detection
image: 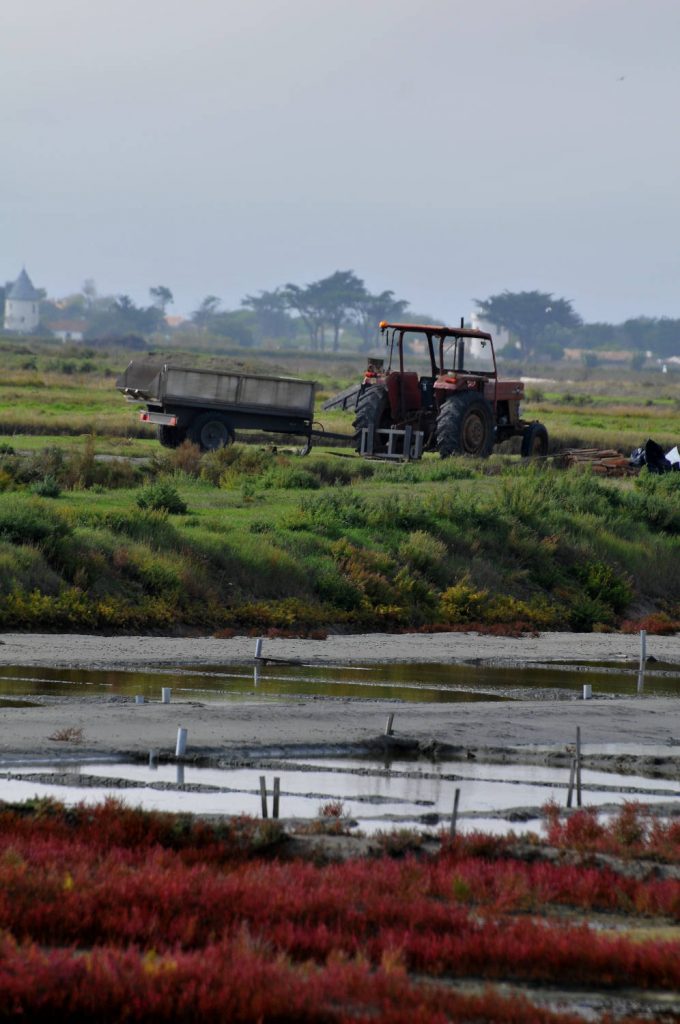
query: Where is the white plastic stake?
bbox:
[176,764,185,786]
[149,749,158,769]
[384,713,394,736]
[583,684,592,700]
[161,687,171,704]
[135,695,144,705]
[255,637,263,660]
[175,726,188,757]
[638,629,647,694]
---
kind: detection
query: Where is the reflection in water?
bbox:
[1,756,677,837]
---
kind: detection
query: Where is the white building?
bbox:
[4,269,41,333]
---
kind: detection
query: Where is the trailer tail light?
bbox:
[444,376,457,384]
[140,412,177,425]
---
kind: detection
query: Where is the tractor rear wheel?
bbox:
[188,412,235,452]
[520,421,549,458]
[353,386,390,453]
[436,392,494,458]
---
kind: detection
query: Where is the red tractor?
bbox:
[353,321,548,458]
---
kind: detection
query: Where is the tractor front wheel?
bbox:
[188,412,235,452]
[520,421,549,458]
[353,386,390,453]
[437,392,494,458]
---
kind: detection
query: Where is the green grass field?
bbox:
[0,340,678,634]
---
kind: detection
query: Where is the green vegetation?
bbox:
[0,441,678,633]
[0,345,677,636]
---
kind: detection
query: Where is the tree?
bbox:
[282,282,326,350]
[149,286,173,314]
[313,270,367,351]
[84,294,164,337]
[241,288,294,342]
[353,289,410,351]
[474,290,582,358]
[191,295,221,329]
[209,310,255,347]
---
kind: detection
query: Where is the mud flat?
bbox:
[0,629,678,670]
[0,630,678,768]
[1,689,680,768]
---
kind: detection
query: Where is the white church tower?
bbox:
[4,268,41,334]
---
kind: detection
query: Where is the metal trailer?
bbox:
[116,360,321,451]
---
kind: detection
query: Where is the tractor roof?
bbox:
[379,322,493,342]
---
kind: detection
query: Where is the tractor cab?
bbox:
[354,319,543,460]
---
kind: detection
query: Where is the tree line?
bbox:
[11,275,680,359]
[33,271,412,353]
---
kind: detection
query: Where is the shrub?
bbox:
[398,530,448,579]
[136,481,188,515]
[575,560,632,616]
[262,466,320,490]
[165,440,203,477]
[0,499,71,553]
[440,576,488,623]
[30,476,61,499]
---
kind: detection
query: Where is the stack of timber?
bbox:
[558,448,637,476]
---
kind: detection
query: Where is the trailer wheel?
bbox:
[436,392,494,458]
[156,425,186,449]
[353,386,390,453]
[188,412,235,451]
[521,421,549,458]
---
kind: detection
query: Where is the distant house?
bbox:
[563,348,631,364]
[4,268,41,334]
[48,319,88,342]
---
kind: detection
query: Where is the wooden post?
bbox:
[273,777,280,819]
[449,787,461,837]
[576,726,582,808]
[384,713,394,736]
[566,758,576,808]
[259,776,268,819]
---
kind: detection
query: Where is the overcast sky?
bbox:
[1,0,678,323]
